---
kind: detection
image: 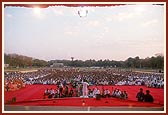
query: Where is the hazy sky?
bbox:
[4,4,164,61]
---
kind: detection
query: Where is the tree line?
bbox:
[4,53,47,68]
[4,53,164,69]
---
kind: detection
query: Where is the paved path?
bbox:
[4,105,164,112]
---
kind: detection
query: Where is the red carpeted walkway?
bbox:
[4,85,164,107]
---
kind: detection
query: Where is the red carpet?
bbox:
[8,97,163,107]
[4,85,164,107]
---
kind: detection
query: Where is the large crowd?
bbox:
[4,67,164,102]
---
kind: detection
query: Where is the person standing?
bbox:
[81,79,89,98]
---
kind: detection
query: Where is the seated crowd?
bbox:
[4,68,163,97]
[4,68,164,92]
[88,87,128,100]
[43,82,128,101]
[4,68,157,103]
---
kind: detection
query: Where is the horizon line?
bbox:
[4,52,164,62]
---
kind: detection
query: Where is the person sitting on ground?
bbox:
[50,88,55,96]
[48,93,53,98]
[54,89,58,98]
[101,87,105,98]
[120,91,125,99]
[112,88,117,97]
[64,85,69,97]
[115,89,121,98]
[104,89,110,98]
[75,85,79,97]
[88,88,92,98]
[144,90,154,103]
[44,88,49,96]
[56,88,60,98]
[61,92,65,98]
[88,90,94,98]
[93,88,97,98]
[59,83,63,97]
[136,88,145,102]
[95,88,101,100]
[123,91,128,99]
[69,88,74,97]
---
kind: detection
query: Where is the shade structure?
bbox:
[4,4,164,8]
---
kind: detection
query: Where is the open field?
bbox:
[4,68,40,73]
[4,67,163,73]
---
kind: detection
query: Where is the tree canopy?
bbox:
[4,53,164,69]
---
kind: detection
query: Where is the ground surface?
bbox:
[4,85,164,112]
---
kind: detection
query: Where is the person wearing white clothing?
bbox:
[93,88,97,98]
[104,89,110,97]
[81,80,89,98]
[95,88,100,95]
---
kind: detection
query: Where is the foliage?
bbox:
[49,55,164,69]
[4,53,47,68]
[4,53,164,69]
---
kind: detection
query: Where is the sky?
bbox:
[4,4,165,61]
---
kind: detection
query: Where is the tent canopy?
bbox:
[4,4,163,8]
